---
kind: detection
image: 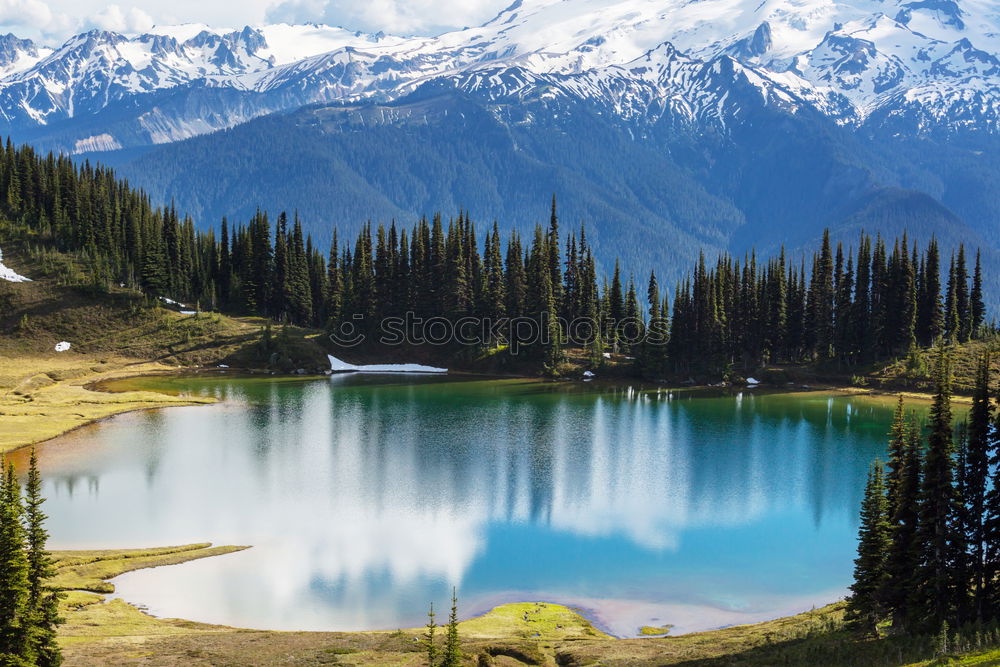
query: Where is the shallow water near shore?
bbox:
[17,375,929,637]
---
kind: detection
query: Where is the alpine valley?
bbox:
[2,0,1000,279]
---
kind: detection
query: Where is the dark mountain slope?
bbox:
[98,88,749,274]
[91,78,995,287]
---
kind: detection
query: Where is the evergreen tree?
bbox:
[971,250,985,337]
[885,397,908,518]
[504,232,526,322]
[608,260,624,352]
[424,602,437,667]
[919,239,943,346]
[965,354,994,621]
[807,230,835,359]
[23,451,60,667]
[847,460,892,637]
[853,236,872,360]
[915,344,960,630]
[885,417,923,631]
[547,195,562,315]
[956,245,971,342]
[0,463,30,663]
[440,589,461,667]
[945,257,959,343]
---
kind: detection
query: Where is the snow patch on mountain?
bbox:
[0,248,30,283]
[73,133,122,152]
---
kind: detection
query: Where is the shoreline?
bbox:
[22,363,909,663]
[3,355,954,457]
[0,356,221,455]
[54,540,846,660]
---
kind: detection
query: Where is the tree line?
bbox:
[0,138,988,374]
[0,451,61,666]
[849,348,1000,639]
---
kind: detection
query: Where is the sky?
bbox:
[0,0,513,44]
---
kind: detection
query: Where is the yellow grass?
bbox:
[51,543,250,594]
[0,355,216,453]
[456,602,608,640]
[54,543,251,649]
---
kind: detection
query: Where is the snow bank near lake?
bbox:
[0,248,30,282]
[327,354,447,374]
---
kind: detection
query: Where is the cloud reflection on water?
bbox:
[27,378,898,633]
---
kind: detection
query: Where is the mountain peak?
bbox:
[0,0,998,149]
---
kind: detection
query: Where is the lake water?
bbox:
[16,375,919,637]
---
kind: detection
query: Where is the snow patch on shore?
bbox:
[0,248,30,282]
[327,354,447,374]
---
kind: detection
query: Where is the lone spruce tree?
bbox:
[424,602,437,667]
[440,589,461,667]
[847,460,892,636]
[24,451,62,666]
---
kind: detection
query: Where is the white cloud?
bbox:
[88,5,155,34]
[265,0,507,35]
[0,0,52,27]
[0,0,77,39]
[0,0,506,44]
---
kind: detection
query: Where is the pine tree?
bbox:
[853,235,872,360]
[608,260,624,352]
[0,463,30,663]
[885,416,923,631]
[956,245,971,343]
[965,354,994,621]
[915,343,960,630]
[807,230,835,359]
[919,239,944,346]
[886,397,908,518]
[440,589,461,667]
[504,231,526,322]
[945,257,959,343]
[23,451,61,666]
[424,602,437,667]
[547,195,562,314]
[271,212,289,320]
[847,460,892,637]
[971,250,985,338]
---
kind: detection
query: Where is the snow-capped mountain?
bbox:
[2,0,1000,152]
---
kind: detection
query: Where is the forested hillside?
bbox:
[0,138,988,379]
[91,82,1000,298]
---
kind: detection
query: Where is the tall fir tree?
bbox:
[915,344,960,630]
[964,354,994,621]
[440,589,461,667]
[423,602,437,667]
[971,250,985,337]
[884,416,923,631]
[0,463,30,663]
[847,460,892,637]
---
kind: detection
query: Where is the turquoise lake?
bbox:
[23,375,920,637]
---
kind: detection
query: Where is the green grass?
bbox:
[0,237,338,453]
[456,602,608,640]
[869,336,1000,395]
[909,648,1000,666]
[51,543,249,593]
